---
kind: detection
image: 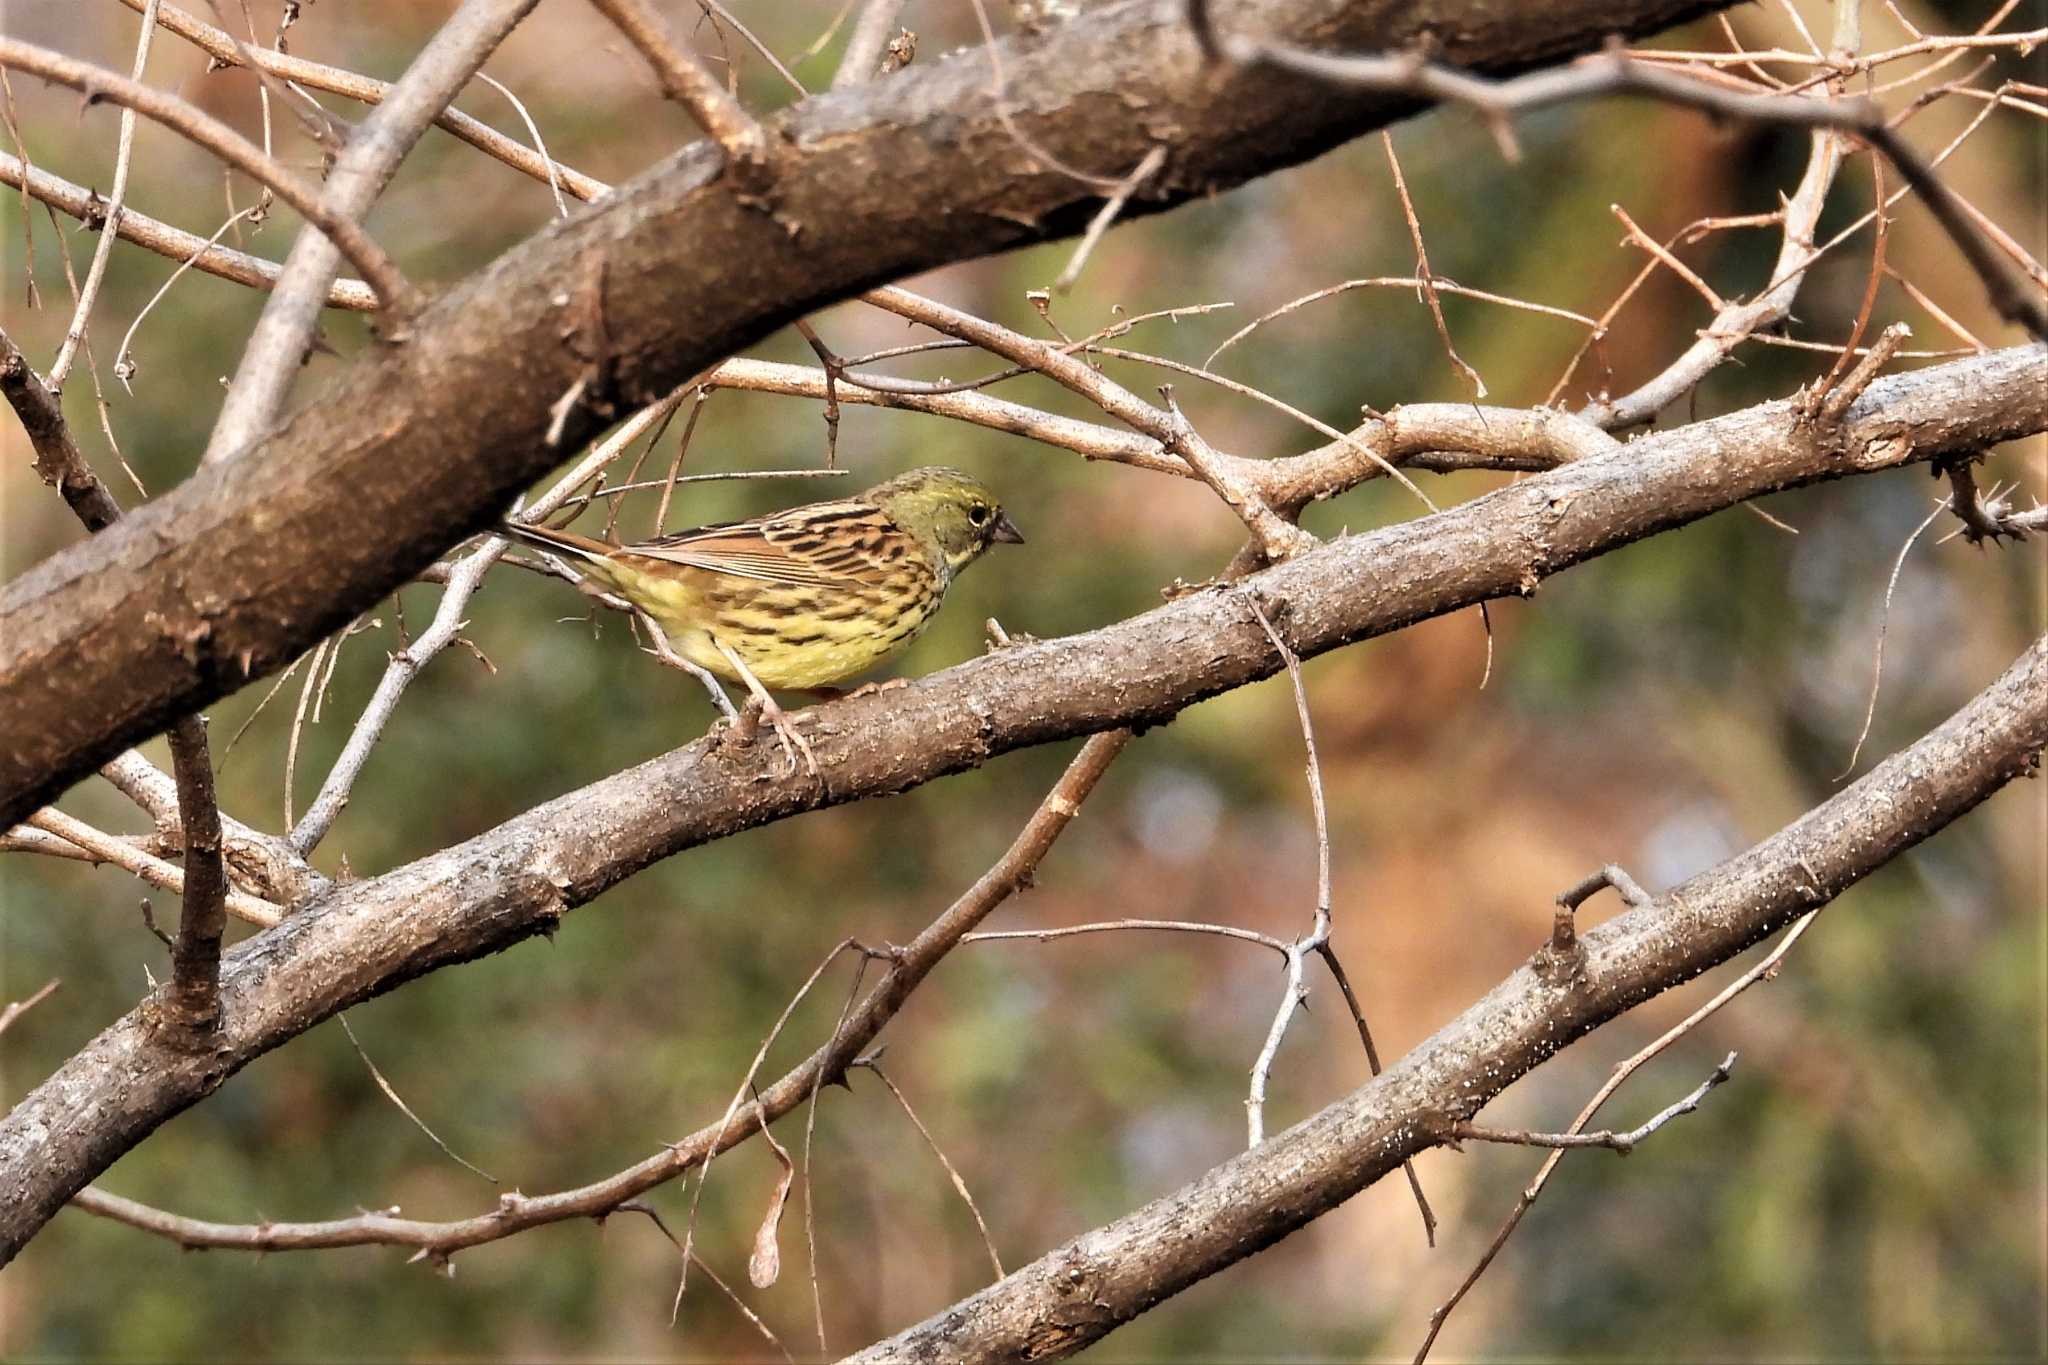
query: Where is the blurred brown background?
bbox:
[2,0,2043,1358]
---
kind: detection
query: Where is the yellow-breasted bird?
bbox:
[501,467,1022,764]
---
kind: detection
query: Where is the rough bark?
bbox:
[0,0,1731,829]
[1,344,2038,1264]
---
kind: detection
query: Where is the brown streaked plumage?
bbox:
[502,466,1023,693]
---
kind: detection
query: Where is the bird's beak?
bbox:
[988,511,1025,545]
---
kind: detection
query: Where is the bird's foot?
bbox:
[810,677,910,702]
[737,695,818,777]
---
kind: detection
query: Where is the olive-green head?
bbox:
[867,466,1024,580]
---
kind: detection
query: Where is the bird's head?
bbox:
[869,466,1024,579]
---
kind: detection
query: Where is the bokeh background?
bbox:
[2,1,2043,1359]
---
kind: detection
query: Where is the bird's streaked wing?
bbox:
[622,501,913,588]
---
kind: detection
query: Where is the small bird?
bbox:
[501,466,1023,766]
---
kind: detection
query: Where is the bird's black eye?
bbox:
[968,504,989,525]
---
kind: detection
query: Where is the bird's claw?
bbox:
[738,696,819,777]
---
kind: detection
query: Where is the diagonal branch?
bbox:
[587,0,768,169]
[1,328,122,531]
[850,631,2048,1362]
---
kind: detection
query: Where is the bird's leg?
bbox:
[710,636,818,777]
[632,609,741,725]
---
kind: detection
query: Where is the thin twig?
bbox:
[113,206,261,391]
[202,0,539,463]
[1240,592,1331,1148]
[1450,1055,1736,1154]
[48,0,160,390]
[1382,132,1486,397]
[613,1201,793,1360]
[1413,912,1823,1362]
[0,36,410,312]
[473,72,568,219]
[0,980,60,1037]
[853,1059,1006,1280]
[695,0,810,97]
[966,919,1290,954]
[1052,145,1166,293]
[0,151,378,309]
[338,1013,498,1182]
[589,0,768,168]
[1208,276,1596,372]
[116,0,608,201]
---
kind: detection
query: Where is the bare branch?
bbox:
[54,731,1131,1264]
[0,37,411,313]
[1449,1054,1736,1155]
[588,0,767,169]
[116,0,608,201]
[203,0,540,463]
[1414,913,1823,1361]
[46,0,160,390]
[966,919,1290,954]
[853,1060,1007,1281]
[1193,36,2047,356]
[161,716,227,1038]
[1,327,122,531]
[2,326,232,1040]
[0,151,377,310]
[22,808,279,929]
[1940,455,2043,545]
[0,980,60,1038]
[1051,144,1166,293]
[854,636,2045,1363]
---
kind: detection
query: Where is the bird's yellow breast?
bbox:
[590,557,943,691]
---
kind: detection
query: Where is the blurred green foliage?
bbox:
[2,2,2043,1360]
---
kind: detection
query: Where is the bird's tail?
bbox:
[498,520,614,565]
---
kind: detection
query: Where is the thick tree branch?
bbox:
[0,344,2038,1262]
[0,0,1732,829]
[852,631,2048,1362]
